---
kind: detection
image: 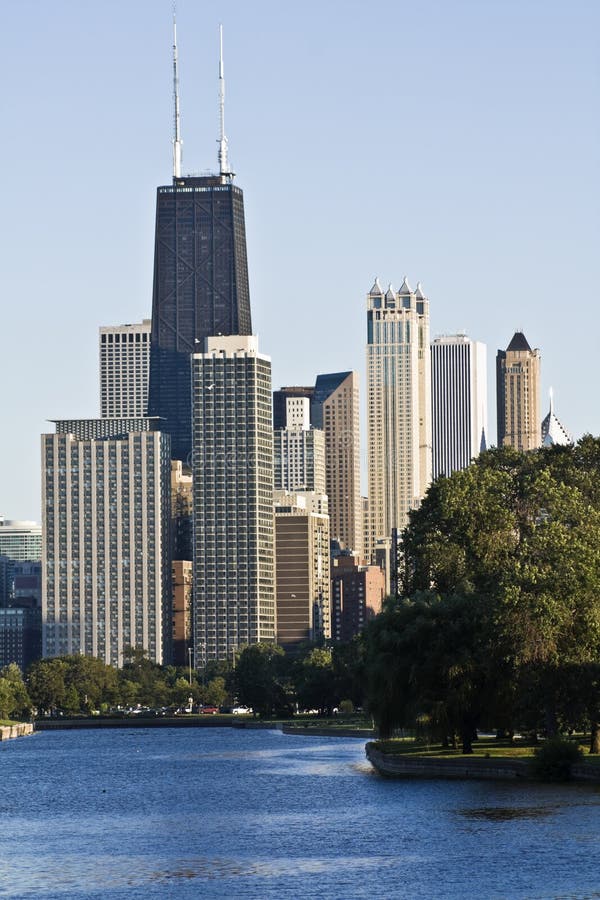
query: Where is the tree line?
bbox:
[363,438,600,753]
[0,642,366,721]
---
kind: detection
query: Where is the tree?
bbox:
[294,648,337,715]
[27,658,68,714]
[1,664,31,719]
[234,644,289,717]
[365,440,600,747]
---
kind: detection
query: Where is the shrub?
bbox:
[339,699,354,714]
[530,737,583,782]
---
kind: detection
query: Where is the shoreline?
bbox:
[365,742,600,783]
[0,723,34,742]
[34,716,374,738]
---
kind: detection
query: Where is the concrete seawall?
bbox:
[0,723,34,741]
[366,743,600,783]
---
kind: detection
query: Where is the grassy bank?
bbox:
[373,735,600,763]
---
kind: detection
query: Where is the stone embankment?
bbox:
[366,742,600,783]
[0,723,34,741]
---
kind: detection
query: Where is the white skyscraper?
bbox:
[100,320,151,418]
[273,397,326,495]
[191,335,275,663]
[42,419,171,665]
[367,277,432,546]
[431,334,488,479]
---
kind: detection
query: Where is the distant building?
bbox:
[274,397,326,495]
[273,387,315,430]
[0,519,42,562]
[99,320,151,418]
[172,560,193,668]
[367,277,432,542]
[431,334,487,478]
[331,555,385,643]
[541,390,572,447]
[0,606,41,671]
[171,460,193,561]
[496,332,541,451]
[274,491,330,647]
[192,335,275,663]
[312,372,362,559]
[42,419,171,665]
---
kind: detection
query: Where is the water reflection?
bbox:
[457,806,556,821]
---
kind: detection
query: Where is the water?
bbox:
[1,727,599,899]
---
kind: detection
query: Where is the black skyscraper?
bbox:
[148,174,252,460]
[148,26,252,462]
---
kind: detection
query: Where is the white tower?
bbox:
[366,277,432,545]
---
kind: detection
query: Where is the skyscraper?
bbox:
[367,277,432,545]
[312,372,362,558]
[0,519,42,562]
[274,491,330,647]
[191,336,275,662]
[496,332,541,451]
[148,25,252,462]
[273,397,326,495]
[431,334,488,479]
[541,390,572,447]
[99,320,151,418]
[273,387,315,430]
[42,419,171,665]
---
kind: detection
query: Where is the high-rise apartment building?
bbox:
[148,29,252,462]
[274,397,326,495]
[431,334,488,479]
[496,332,541,451]
[191,335,275,663]
[312,372,362,558]
[0,519,42,562]
[41,419,171,665]
[274,491,330,647]
[367,277,432,543]
[330,555,385,643]
[172,560,193,667]
[99,320,151,418]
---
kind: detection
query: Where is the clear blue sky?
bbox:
[1,0,598,520]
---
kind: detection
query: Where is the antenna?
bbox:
[218,24,231,176]
[172,11,182,178]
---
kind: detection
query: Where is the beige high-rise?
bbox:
[496,332,541,451]
[312,372,362,559]
[366,277,432,547]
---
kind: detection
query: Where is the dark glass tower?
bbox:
[148,173,252,461]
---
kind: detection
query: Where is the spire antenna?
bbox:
[172,10,183,178]
[218,24,232,176]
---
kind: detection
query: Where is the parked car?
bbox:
[232,706,252,715]
[200,706,219,715]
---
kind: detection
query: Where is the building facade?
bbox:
[0,519,42,562]
[273,386,315,430]
[431,334,487,479]
[496,332,541,451]
[172,560,193,668]
[191,336,275,663]
[148,175,253,463]
[99,320,151,418]
[274,491,330,647]
[41,421,171,665]
[330,555,385,643]
[367,277,432,543]
[274,397,326,495]
[312,372,362,559]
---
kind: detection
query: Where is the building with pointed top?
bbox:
[366,276,432,549]
[541,391,572,446]
[496,332,541,451]
[148,26,252,463]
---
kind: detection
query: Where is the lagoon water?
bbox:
[1,727,599,899]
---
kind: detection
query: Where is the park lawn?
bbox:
[0,719,20,727]
[373,735,600,760]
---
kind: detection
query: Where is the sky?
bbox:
[1,0,598,521]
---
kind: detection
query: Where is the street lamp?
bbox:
[187,646,193,687]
